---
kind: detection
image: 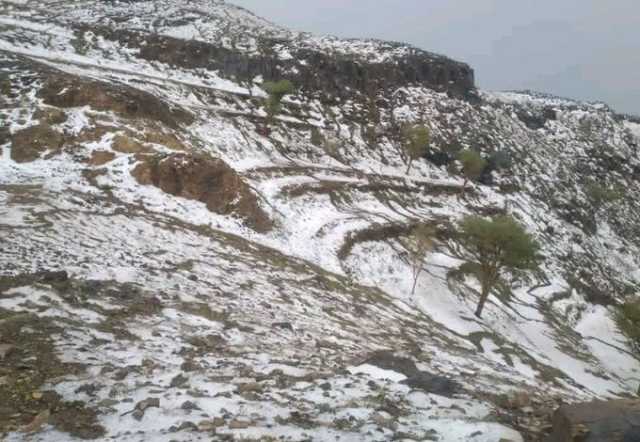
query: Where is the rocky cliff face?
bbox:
[1,1,639,441]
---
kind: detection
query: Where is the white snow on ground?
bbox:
[1,1,639,440]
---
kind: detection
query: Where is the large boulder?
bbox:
[546,399,640,442]
[132,153,273,233]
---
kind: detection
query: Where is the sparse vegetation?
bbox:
[322,136,341,160]
[402,124,430,174]
[614,299,640,356]
[263,80,294,126]
[585,181,622,212]
[310,127,324,146]
[408,223,437,295]
[457,149,487,196]
[458,215,540,318]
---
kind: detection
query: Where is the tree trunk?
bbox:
[411,268,420,295]
[461,178,468,197]
[406,159,413,175]
[475,284,490,318]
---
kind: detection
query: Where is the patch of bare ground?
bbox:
[87,150,115,166]
[10,124,64,163]
[132,152,273,232]
[37,69,193,129]
[0,274,105,439]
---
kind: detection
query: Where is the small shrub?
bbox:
[402,124,430,174]
[585,181,622,211]
[310,127,324,146]
[262,80,294,126]
[457,149,487,196]
[322,136,341,160]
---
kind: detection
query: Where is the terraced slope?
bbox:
[1,1,640,441]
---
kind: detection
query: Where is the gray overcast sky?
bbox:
[232,0,640,114]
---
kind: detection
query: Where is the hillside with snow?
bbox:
[1,1,639,441]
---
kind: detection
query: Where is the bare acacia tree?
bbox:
[408,223,437,295]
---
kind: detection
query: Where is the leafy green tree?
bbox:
[614,299,640,356]
[408,223,437,295]
[403,124,430,174]
[262,80,294,126]
[457,149,487,196]
[458,215,540,318]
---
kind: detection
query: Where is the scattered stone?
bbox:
[363,351,419,377]
[372,411,398,431]
[237,382,262,394]
[319,382,332,391]
[113,365,140,381]
[228,418,253,429]
[37,270,69,284]
[75,383,102,397]
[198,417,226,431]
[170,373,189,388]
[124,397,160,421]
[401,372,460,397]
[180,360,201,372]
[32,391,43,400]
[171,421,197,432]
[273,322,294,331]
[49,401,106,439]
[181,401,201,412]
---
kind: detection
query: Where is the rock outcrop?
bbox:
[89,25,475,101]
[132,153,273,232]
[38,70,193,129]
[546,400,640,442]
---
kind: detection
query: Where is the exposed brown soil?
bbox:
[132,153,273,232]
[111,134,150,154]
[142,126,187,151]
[0,305,104,439]
[88,150,116,166]
[38,73,193,129]
[10,124,64,163]
[33,107,67,125]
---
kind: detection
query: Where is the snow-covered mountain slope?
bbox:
[1,1,639,441]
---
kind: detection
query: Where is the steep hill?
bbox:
[1,1,639,441]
